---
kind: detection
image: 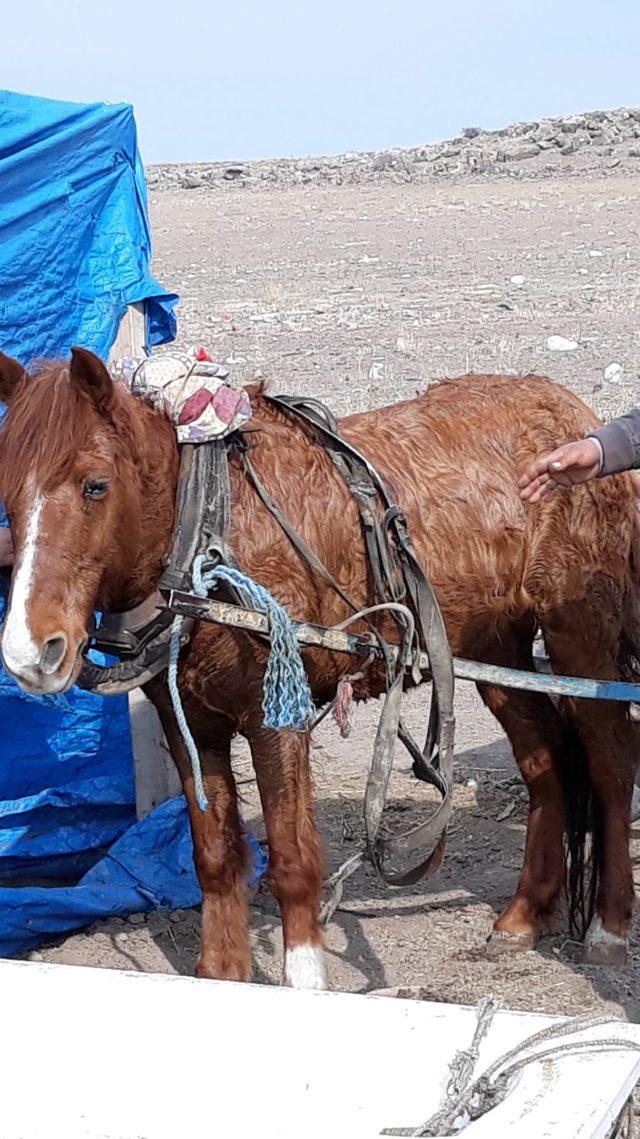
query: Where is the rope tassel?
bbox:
[333,677,354,738]
[168,555,315,811]
[198,561,315,731]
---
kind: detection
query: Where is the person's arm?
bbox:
[0,527,13,566]
[519,407,640,504]
[591,407,640,476]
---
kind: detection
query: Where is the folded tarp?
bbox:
[0,795,267,958]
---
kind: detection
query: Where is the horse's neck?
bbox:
[102,401,179,610]
[105,389,279,610]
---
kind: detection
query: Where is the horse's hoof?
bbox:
[583,918,628,966]
[196,957,252,982]
[486,929,537,956]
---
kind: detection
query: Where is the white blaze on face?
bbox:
[1,490,44,678]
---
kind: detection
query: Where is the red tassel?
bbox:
[333,679,354,738]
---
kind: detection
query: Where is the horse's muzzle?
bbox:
[2,632,86,696]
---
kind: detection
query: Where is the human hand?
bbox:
[519,439,602,504]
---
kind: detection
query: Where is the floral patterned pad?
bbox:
[110,348,252,443]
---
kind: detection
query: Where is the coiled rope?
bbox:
[380,1001,640,1136]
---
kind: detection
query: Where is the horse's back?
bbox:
[340,374,635,651]
[233,374,637,659]
[340,373,600,486]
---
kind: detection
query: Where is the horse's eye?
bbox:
[82,480,109,500]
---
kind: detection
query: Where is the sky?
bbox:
[2,0,640,164]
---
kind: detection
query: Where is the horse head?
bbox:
[0,348,176,694]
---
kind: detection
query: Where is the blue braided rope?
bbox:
[168,615,208,811]
[193,558,314,731]
[168,554,315,811]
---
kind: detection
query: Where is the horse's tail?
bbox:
[550,702,600,938]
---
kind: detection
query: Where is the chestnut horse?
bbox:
[0,348,638,985]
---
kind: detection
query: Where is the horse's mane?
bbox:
[0,361,149,502]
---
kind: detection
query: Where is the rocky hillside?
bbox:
[149,107,640,191]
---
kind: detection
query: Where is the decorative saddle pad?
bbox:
[110,348,252,444]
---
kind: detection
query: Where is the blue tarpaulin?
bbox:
[0,794,266,959]
[0,90,266,956]
[0,88,178,360]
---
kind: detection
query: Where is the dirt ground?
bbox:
[32,163,640,1022]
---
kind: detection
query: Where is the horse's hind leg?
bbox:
[543,605,635,965]
[475,622,567,953]
[247,725,326,989]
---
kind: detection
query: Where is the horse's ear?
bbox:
[0,352,26,406]
[69,347,114,417]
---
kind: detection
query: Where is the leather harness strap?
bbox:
[264,394,456,885]
[242,452,362,617]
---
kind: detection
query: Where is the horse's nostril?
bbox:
[39,635,68,675]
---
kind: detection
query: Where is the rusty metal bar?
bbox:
[168,591,640,705]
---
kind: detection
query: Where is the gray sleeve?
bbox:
[589,408,640,475]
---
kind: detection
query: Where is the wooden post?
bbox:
[127,690,180,818]
[109,304,181,818]
[109,303,147,364]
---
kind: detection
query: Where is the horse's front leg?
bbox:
[148,687,251,981]
[247,724,327,990]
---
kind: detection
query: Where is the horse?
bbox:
[0,346,638,986]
